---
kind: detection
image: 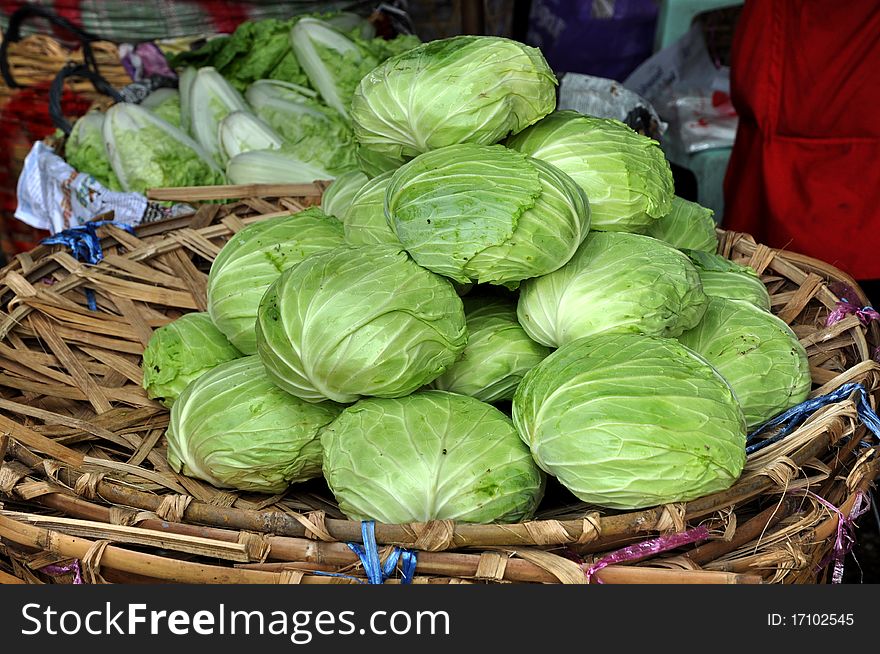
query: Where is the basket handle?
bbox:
[49,62,123,134]
[0,3,105,89]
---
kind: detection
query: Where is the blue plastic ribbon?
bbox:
[347,521,417,585]
[41,221,135,310]
[746,382,880,454]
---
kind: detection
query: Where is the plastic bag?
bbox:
[558,73,666,140]
[15,141,185,235]
[623,24,738,153]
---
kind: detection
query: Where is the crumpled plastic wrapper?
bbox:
[558,73,667,141]
[15,141,188,235]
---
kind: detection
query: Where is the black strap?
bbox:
[1,4,123,134]
[49,62,124,134]
[1,3,104,88]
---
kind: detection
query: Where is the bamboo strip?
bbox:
[0,374,157,407]
[687,500,797,565]
[146,183,327,202]
[79,346,144,385]
[16,491,761,584]
[32,323,145,354]
[5,431,837,551]
[29,314,112,414]
[1,512,255,563]
[0,514,283,584]
[78,272,201,310]
[0,569,27,584]
[778,273,824,324]
[99,254,190,291]
[0,415,84,468]
[0,398,131,447]
[173,228,224,261]
[111,296,154,348]
[81,456,189,494]
[161,250,208,312]
[799,315,862,348]
[102,225,144,252]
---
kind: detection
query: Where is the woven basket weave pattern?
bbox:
[0,195,877,584]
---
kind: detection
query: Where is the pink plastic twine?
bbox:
[583,525,711,584]
[799,489,871,584]
[825,298,880,328]
[40,560,84,584]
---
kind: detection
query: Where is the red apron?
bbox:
[722,0,880,280]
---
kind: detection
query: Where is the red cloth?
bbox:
[722,0,880,280]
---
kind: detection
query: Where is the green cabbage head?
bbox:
[167,355,341,493]
[517,232,707,348]
[351,35,557,169]
[645,196,717,253]
[141,88,181,128]
[685,250,772,311]
[342,170,398,246]
[386,143,590,287]
[431,296,551,403]
[207,208,345,354]
[186,66,251,163]
[321,390,545,523]
[141,312,241,408]
[256,244,468,403]
[244,79,357,175]
[102,102,225,194]
[321,169,369,219]
[677,297,811,428]
[507,110,674,232]
[65,111,121,191]
[513,333,747,510]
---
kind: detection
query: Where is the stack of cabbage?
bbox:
[64,12,420,195]
[143,35,812,524]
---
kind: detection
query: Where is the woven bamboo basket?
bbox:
[0,186,878,586]
[0,34,130,104]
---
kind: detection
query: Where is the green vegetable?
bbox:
[513,333,747,510]
[517,232,708,348]
[167,13,383,92]
[677,297,811,428]
[187,67,251,163]
[225,149,333,185]
[245,79,357,175]
[207,207,345,354]
[65,110,122,191]
[645,196,717,252]
[321,169,368,219]
[507,110,674,232]
[290,18,381,119]
[218,111,284,160]
[140,88,181,128]
[102,102,224,194]
[341,170,398,246]
[685,250,772,311]
[255,244,468,403]
[351,35,557,168]
[141,312,241,408]
[178,67,197,134]
[321,390,545,523]
[431,296,551,403]
[386,143,590,287]
[167,355,342,493]
[169,19,311,91]
[355,143,404,177]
